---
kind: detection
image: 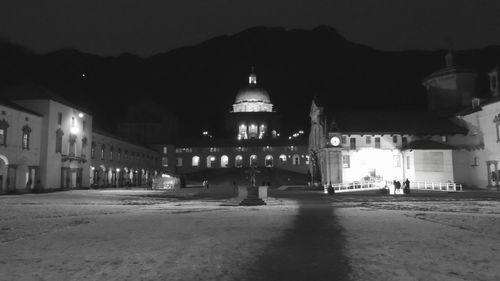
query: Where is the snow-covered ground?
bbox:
[0,187,499,281]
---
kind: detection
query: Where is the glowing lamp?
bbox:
[116,168,120,172]
[70,127,79,135]
[78,113,84,118]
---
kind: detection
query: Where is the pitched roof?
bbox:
[0,84,91,114]
[0,99,43,117]
[401,139,456,150]
[327,111,468,135]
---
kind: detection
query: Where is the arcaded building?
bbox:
[0,86,161,193]
[174,71,309,175]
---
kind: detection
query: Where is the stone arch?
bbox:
[293,154,300,165]
[206,155,216,168]
[220,155,229,168]
[265,155,273,167]
[250,155,258,167]
[0,154,8,192]
[235,155,243,168]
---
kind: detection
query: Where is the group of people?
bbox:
[392,178,411,194]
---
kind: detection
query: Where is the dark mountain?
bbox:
[1,26,500,139]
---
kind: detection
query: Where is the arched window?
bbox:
[101,144,106,160]
[248,124,258,139]
[221,155,229,168]
[279,154,287,164]
[293,154,300,165]
[22,125,31,150]
[55,128,64,153]
[250,155,258,167]
[192,156,200,167]
[207,155,216,168]
[91,141,96,159]
[162,156,168,167]
[109,146,114,161]
[0,119,9,147]
[235,155,243,168]
[81,137,88,158]
[117,148,121,161]
[265,155,273,167]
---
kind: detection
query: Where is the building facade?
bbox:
[174,71,309,175]
[0,86,162,193]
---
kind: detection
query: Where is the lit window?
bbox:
[101,145,105,160]
[0,120,9,147]
[163,146,167,154]
[265,155,273,167]
[221,155,229,168]
[235,155,243,168]
[192,156,200,167]
[250,155,258,166]
[441,136,448,142]
[279,154,287,164]
[292,154,300,165]
[22,125,31,150]
[176,157,183,167]
[342,155,350,168]
[162,156,168,167]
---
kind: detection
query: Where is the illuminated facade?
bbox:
[309,100,464,186]
[0,86,161,193]
[175,71,309,175]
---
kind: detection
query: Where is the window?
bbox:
[81,137,87,158]
[393,155,401,167]
[441,136,448,142]
[292,154,300,165]
[101,145,105,160]
[279,154,287,164]
[207,156,216,168]
[109,147,114,161]
[221,155,229,168]
[22,125,31,150]
[176,157,183,167]
[82,120,86,131]
[0,129,5,146]
[402,137,408,146]
[265,155,273,167]
[58,112,62,125]
[250,155,258,166]
[305,155,310,165]
[406,156,411,169]
[117,149,121,161]
[0,119,9,146]
[341,136,347,144]
[162,156,168,167]
[366,136,371,144]
[393,136,398,143]
[235,155,243,168]
[342,155,350,168]
[68,134,76,156]
[91,142,96,159]
[163,146,167,154]
[375,137,381,149]
[192,156,200,167]
[494,114,500,142]
[349,138,356,150]
[71,116,75,128]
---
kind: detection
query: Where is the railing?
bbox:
[324,180,462,194]
[410,181,462,192]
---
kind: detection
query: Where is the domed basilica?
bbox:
[173,70,309,174]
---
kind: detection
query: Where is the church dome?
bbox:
[234,73,271,104]
[234,85,271,104]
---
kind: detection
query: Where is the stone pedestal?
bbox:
[239,186,267,206]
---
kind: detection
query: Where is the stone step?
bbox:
[239,198,267,206]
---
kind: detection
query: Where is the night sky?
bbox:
[1,0,500,57]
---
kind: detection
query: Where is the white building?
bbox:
[309,101,464,186]
[0,85,161,193]
[0,100,42,192]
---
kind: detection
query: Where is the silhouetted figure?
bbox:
[404,178,410,194]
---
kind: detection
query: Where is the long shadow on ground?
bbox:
[246,192,352,281]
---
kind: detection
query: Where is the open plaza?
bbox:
[1,185,499,281]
